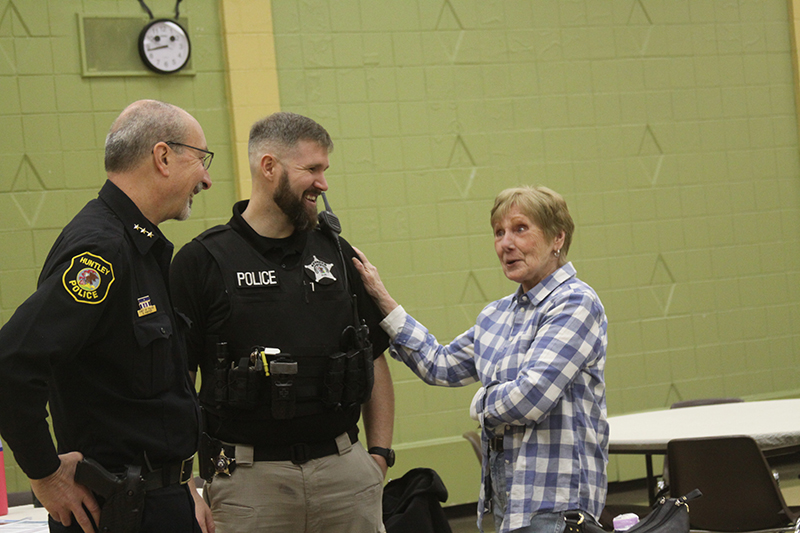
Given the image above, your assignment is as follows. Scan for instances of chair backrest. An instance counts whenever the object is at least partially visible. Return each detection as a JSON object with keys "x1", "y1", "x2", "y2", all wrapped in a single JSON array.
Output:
[
  {"x1": 667, "y1": 435, "x2": 797, "y2": 532},
  {"x1": 462, "y1": 431, "x2": 482, "y2": 465},
  {"x1": 662, "y1": 398, "x2": 744, "y2": 484}
]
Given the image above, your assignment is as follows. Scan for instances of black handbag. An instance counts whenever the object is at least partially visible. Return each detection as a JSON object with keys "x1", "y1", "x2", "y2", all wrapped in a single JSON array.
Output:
[
  {"x1": 565, "y1": 489, "x2": 702, "y2": 533},
  {"x1": 382, "y1": 467, "x2": 453, "y2": 533}
]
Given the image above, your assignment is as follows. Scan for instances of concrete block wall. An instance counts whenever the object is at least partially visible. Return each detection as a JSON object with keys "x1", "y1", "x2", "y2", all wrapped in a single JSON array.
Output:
[
  {"x1": 2, "y1": 0, "x2": 800, "y2": 507},
  {"x1": 268, "y1": 0, "x2": 800, "y2": 494}
]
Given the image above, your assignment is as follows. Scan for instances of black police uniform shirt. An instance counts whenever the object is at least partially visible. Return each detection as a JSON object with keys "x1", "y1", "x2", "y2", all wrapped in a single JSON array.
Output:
[
  {"x1": 0, "y1": 180, "x2": 199, "y2": 480},
  {"x1": 169, "y1": 200, "x2": 390, "y2": 447}
]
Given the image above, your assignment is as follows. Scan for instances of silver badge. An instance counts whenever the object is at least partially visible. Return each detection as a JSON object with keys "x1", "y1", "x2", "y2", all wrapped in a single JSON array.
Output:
[{"x1": 305, "y1": 255, "x2": 337, "y2": 283}]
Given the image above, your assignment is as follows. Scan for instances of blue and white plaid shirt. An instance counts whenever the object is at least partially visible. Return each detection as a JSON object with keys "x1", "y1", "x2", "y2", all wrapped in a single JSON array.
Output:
[{"x1": 381, "y1": 263, "x2": 608, "y2": 533}]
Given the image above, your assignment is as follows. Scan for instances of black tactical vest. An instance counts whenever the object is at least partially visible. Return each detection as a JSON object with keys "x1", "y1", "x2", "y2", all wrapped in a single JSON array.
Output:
[{"x1": 195, "y1": 226, "x2": 372, "y2": 422}]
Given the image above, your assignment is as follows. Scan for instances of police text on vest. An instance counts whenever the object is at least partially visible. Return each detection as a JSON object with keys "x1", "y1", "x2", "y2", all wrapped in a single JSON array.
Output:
[{"x1": 237, "y1": 270, "x2": 278, "y2": 287}]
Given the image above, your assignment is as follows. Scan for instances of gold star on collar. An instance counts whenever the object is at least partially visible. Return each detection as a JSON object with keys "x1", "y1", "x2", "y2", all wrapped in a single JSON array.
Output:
[{"x1": 133, "y1": 224, "x2": 154, "y2": 238}]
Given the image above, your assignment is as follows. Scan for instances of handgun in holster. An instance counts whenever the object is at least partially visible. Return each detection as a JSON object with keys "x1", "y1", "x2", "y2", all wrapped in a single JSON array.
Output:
[{"x1": 74, "y1": 457, "x2": 145, "y2": 533}]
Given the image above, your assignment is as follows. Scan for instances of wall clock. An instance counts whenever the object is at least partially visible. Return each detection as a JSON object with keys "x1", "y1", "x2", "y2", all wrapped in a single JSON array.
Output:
[{"x1": 137, "y1": 18, "x2": 191, "y2": 74}]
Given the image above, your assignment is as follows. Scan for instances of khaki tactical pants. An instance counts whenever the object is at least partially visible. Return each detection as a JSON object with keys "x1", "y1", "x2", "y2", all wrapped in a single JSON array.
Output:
[{"x1": 204, "y1": 434, "x2": 386, "y2": 533}]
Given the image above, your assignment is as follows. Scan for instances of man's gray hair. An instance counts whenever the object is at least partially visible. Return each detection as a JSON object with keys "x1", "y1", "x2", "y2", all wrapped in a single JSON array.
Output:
[
  {"x1": 248, "y1": 112, "x2": 333, "y2": 165},
  {"x1": 104, "y1": 100, "x2": 189, "y2": 173}
]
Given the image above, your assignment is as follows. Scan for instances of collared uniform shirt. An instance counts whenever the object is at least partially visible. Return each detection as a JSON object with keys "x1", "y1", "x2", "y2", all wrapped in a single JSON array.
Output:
[
  {"x1": 0, "y1": 180, "x2": 199, "y2": 479},
  {"x1": 381, "y1": 263, "x2": 608, "y2": 533}
]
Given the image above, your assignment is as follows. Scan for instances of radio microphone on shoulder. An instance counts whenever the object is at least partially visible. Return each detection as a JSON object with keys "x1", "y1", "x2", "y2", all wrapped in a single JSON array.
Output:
[{"x1": 317, "y1": 192, "x2": 342, "y2": 236}]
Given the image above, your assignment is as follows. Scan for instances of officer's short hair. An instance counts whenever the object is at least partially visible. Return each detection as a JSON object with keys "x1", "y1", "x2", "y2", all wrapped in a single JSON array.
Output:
[
  {"x1": 105, "y1": 100, "x2": 189, "y2": 173},
  {"x1": 248, "y1": 112, "x2": 333, "y2": 165}
]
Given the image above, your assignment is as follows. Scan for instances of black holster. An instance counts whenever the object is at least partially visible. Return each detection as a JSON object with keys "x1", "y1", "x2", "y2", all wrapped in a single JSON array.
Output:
[
  {"x1": 198, "y1": 432, "x2": 235, "y2": 481},
  {"x1": 270, "y1": 356, "x2": 298, "y2": 419},
  {"x1": 74, "y1": 458, "x2": 145, "y2": 533},
  {"x1": 198, "y1": 433, "x2": 218, "y2": 482}
]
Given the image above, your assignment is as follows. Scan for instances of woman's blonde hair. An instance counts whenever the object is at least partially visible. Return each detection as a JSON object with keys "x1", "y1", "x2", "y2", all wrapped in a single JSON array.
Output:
[{"x1": 490, "y1": 186, "x2": 574, "y2": 265}]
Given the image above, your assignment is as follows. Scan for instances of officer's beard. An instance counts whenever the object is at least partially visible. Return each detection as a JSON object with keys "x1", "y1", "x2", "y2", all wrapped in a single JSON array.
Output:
[{"x1": 273, "y1": 169, "x2": 318, "y2": 232}]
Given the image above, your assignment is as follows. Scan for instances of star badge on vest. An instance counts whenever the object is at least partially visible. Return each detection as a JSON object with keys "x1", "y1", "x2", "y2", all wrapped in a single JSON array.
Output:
[
  {"x1": 137, "y1": 295, "x2": 157, "y2": 317},
  {"x1": 304, "y1": 255, "x2": 337, "y2": 285},
  {"x1": 61, "y1": 252, "x2": 115, "y2": 304}
]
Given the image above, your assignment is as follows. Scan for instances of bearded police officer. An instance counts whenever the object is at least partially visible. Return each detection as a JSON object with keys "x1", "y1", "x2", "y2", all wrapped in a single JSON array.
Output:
[
  {"x1": 0, "y1": 100, "x2": 213, "y2": 533},
  {"x1": 170, "y1": 112, "x2": 395, "y2": 533}
]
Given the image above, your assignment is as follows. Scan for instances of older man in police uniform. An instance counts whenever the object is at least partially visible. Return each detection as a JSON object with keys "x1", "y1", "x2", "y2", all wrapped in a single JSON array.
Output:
[{"x1": 0, "y1": 100, "x2": 213, "y2": 533}]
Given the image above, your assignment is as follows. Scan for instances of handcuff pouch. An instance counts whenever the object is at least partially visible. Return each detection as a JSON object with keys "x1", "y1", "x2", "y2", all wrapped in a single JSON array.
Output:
[{"x1": 270, "y1": 356, "x2": 298, "y2": 419}]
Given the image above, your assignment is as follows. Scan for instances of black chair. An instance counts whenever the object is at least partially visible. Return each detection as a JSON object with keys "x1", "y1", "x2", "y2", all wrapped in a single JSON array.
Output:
[
  {"x1": 601, "y1": 399, "x2": 744, "y2": 531},
  {"x1": 662, "y1": 398, "x2": 743, "y2": 486},
  {"x1": 667, "y1": 435, "x2": 800, "y2": 532}
]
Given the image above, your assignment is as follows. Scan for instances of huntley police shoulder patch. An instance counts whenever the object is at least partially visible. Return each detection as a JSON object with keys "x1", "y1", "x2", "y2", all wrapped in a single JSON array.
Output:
[{"x1": 61, "y1": 252, "x2": 115, "y2": 304}]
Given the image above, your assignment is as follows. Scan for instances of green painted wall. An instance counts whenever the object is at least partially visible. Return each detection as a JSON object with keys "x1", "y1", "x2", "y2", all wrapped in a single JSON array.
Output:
[
  {"x1": 271, "y1": 0, "x2": 800, "y2": 503},
  {"x1": 2, "y1": 0, "x2": 800, "y2": 511}
]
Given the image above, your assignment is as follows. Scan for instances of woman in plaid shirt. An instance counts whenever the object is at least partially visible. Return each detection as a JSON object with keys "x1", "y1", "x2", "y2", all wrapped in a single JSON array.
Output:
[{"x1": 353, "y1": 186, "x2": 608, "y2": 533}]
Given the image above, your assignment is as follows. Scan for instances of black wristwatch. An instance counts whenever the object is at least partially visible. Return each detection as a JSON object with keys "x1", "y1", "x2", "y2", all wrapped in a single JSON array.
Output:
[{"x1": 368, "y1": 446, "x2": 396, "y2": 467}]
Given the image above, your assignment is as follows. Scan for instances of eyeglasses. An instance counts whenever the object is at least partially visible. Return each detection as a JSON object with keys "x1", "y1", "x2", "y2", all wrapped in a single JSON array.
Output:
[{"x1": 165, "y1": 141, "x2": 214, "y2": 170}]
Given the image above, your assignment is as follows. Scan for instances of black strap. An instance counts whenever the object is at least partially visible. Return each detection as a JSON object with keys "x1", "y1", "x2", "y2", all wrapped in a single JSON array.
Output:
[
  {"x1": 139, "y1": 455, "x2": 194, "y2": 492},
  {"x1": 223, "y1": 426, "x2": 358, "y2": 465},
  {"x1": 317, "y1": 196, "x2": 367, "y2": 337},
  {"x1": 488, "y1": 436, "x2": 504, "y2": 452},
  {"x1": 564, "y1": 511, "x2": 604, "y2": 533}
]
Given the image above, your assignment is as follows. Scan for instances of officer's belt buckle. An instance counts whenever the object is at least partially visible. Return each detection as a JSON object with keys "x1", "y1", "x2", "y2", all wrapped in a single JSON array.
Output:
[
  {"x1": 179, "y1": 454, "x2": 195, "y2": 484},
  {"x1": 214, "y1": 448, "x2": 236, "y2": 476},
  {"x1": 291, "y1": 443, "x2": 311, "y2": 465}
]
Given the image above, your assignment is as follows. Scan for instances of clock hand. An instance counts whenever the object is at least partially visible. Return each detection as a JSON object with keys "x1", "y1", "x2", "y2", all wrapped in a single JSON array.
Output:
[{"x1": 147, "y1": 44, "x2": 170, "y2": 51}]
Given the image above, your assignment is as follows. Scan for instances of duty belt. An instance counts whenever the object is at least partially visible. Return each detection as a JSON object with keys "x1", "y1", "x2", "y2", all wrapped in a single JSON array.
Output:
[
  {"x1": 140, "y1": 455, "x2": 195, "y2": 491},
  {"x1": 74, "y1": 454, "x2": 195, "y2": 533},
  {"x1": 75, "y1": 454, "x2": 195, "y2": 496},
  {"x1": 218, "y1": 426, "x2": 358, "y2": 470}
]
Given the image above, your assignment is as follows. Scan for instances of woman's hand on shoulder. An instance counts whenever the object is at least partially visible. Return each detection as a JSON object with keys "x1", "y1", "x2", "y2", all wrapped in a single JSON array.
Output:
[{"x1": 351, "y1": 246, "x2": 399, "y2": 316}]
